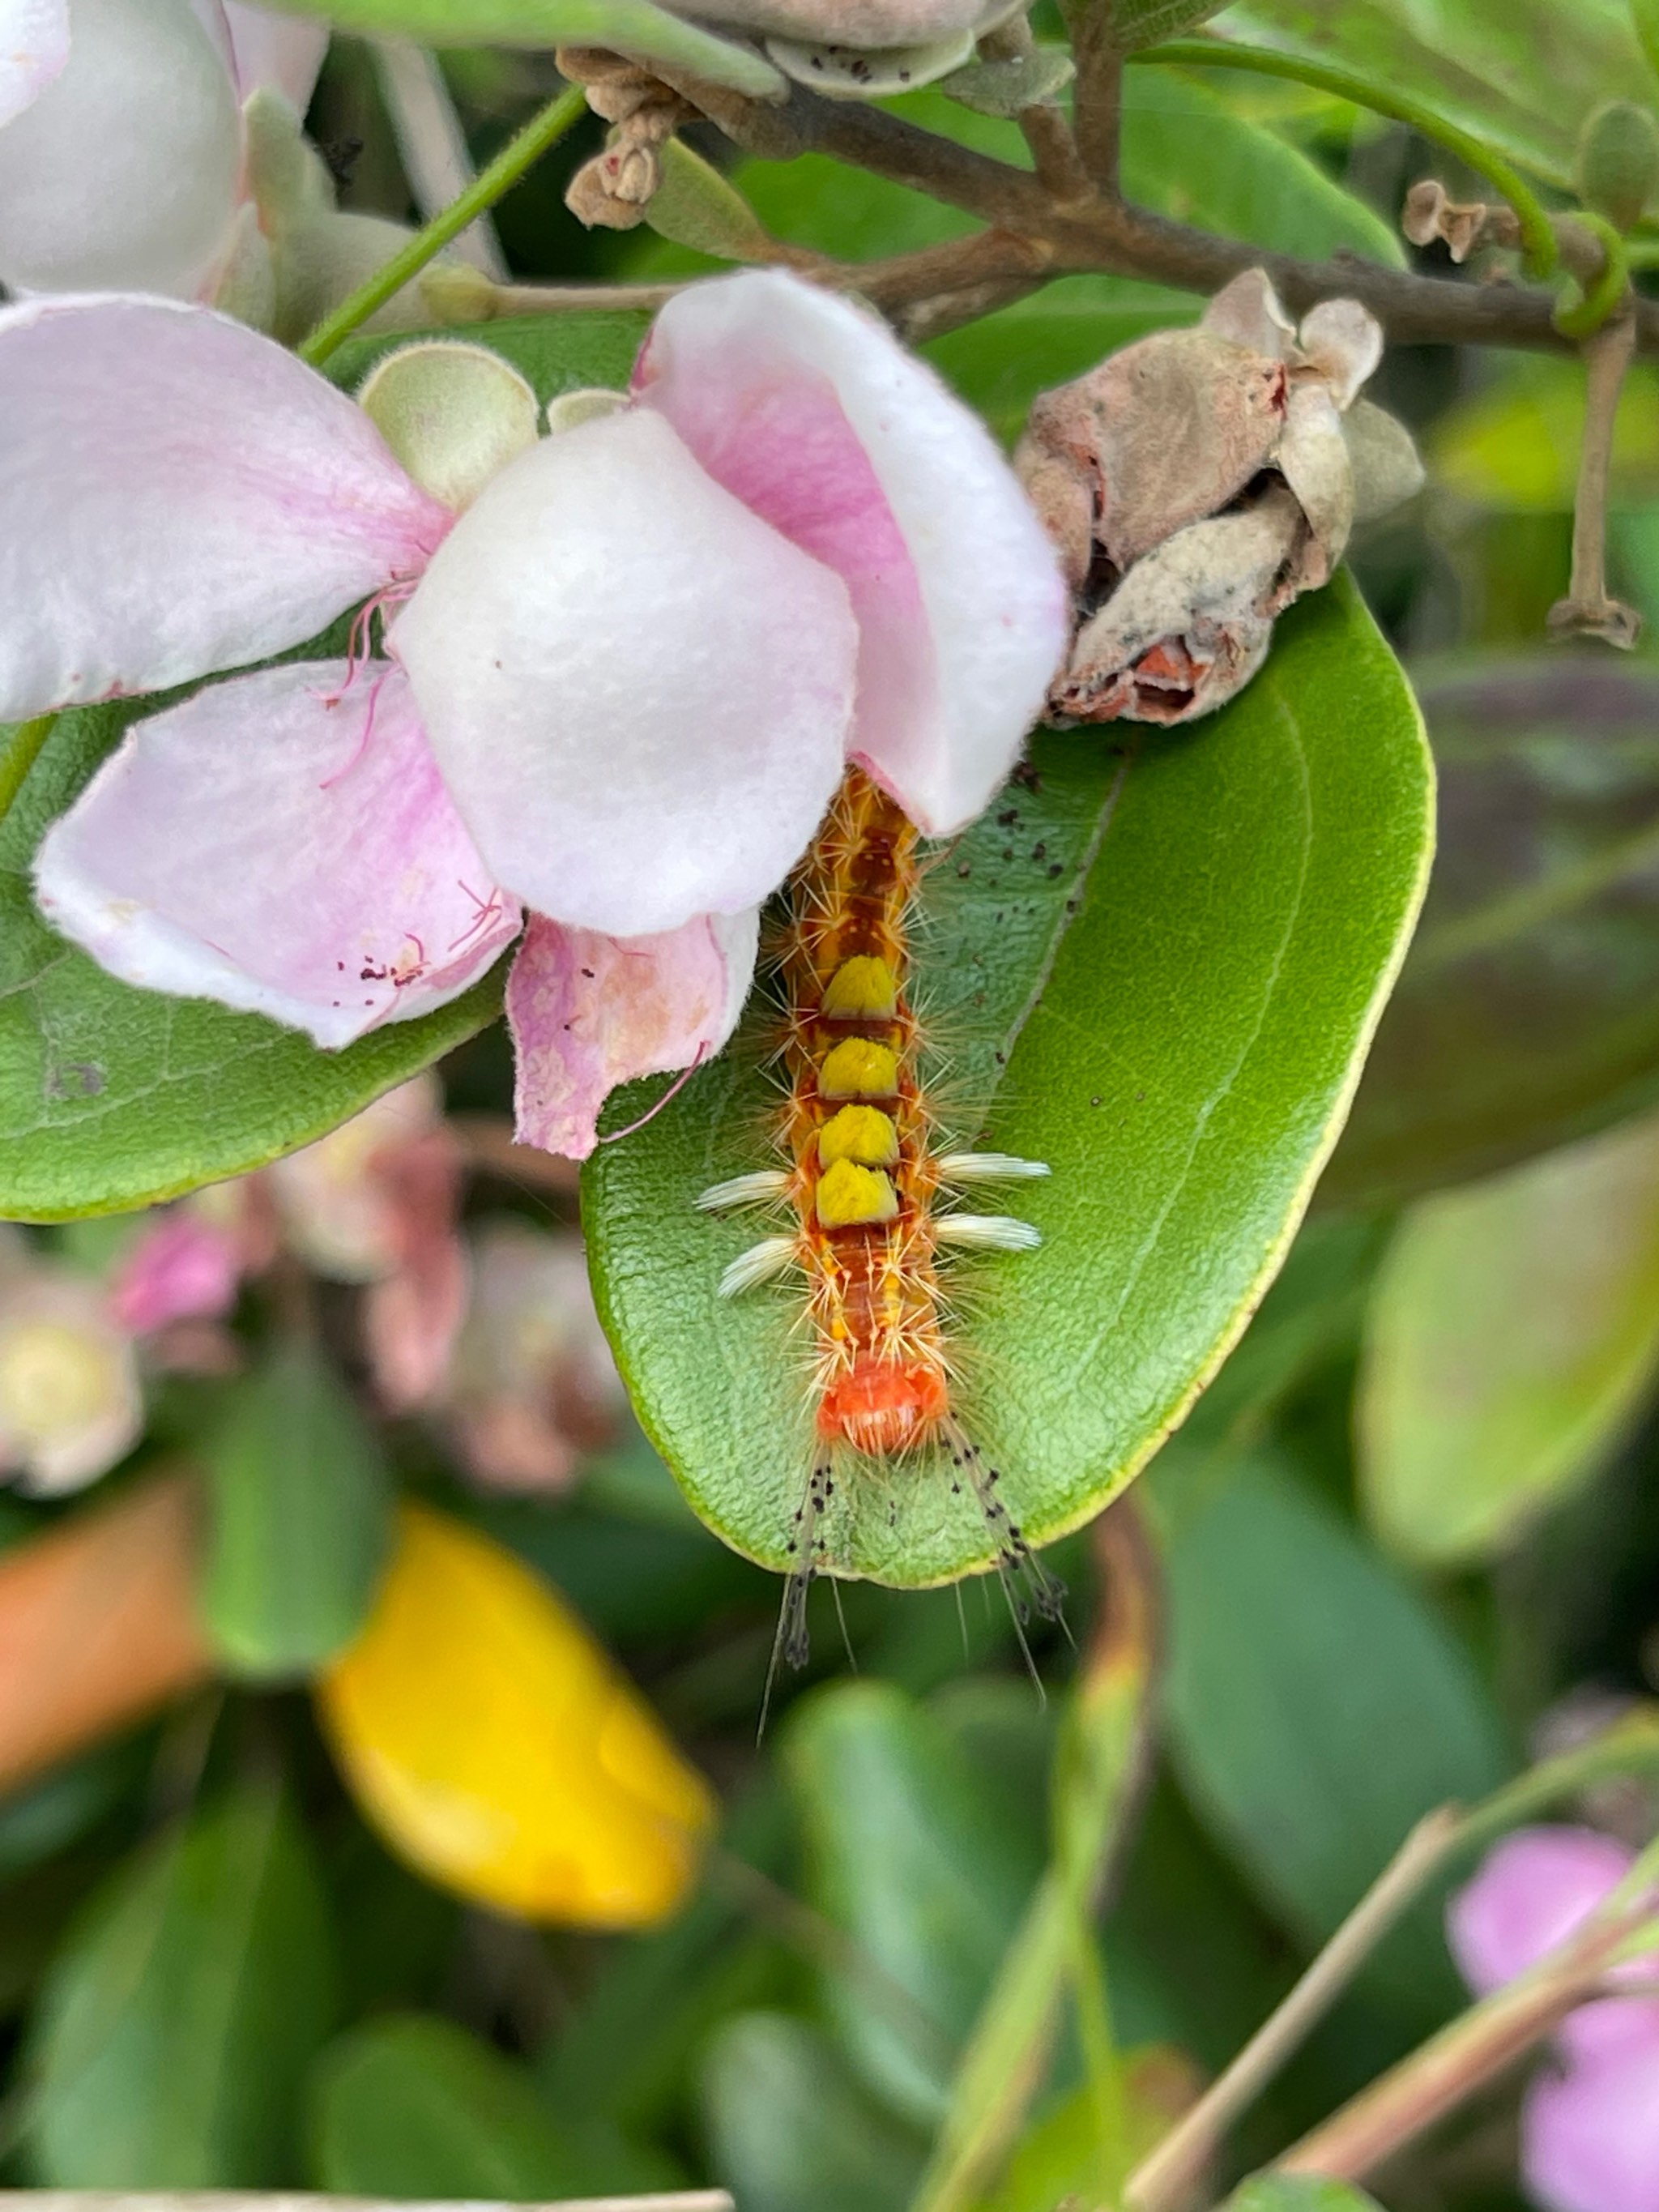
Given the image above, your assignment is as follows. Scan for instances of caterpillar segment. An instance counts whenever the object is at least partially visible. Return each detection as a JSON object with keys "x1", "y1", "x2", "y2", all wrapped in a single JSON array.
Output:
[{"x1": 697, "y1": 767, "x2": 1065, "y2": 1673}]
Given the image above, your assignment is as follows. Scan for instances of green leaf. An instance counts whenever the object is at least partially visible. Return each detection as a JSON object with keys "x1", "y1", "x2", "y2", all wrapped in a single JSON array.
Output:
[
  {"x1": 1160, "y1": 1453, "x2": 1509, "y2": 2013},
  {"x1": 1638, "y1": 0, "x2": 1659, "y2": 81},
  {"x1": 646, "y1": 138, "x2": 783, "y2": 260},
  {"x1": 701, "y1": 2011, "x2": 929, "y2": 2212},
  {"x1": 199, "y1": 1342, "x2": 394, "y2": 1680},
  {"x1": 25, "y1": 1783, "x2": 336, "y2": 2185},
  {"x1": 1323, "y1": 658, "x2": 1659, "y2": 1211},
  {"x1": 1223, "y1": 2180, "x2": 1384, "y2": 2212},
  {"x1": 1222, "y1": 0, "x2": 1659, "y2": 186},
  {"x1": 1359, "y1": 1109, "x2": 1659, "y2": 1565},
  {"x1": 0, "y1": 311, "x2": 648, "y2": 1223},
  {"x1": 783, "y1": 1680, "x2": 1045, "y2": 2124},
  {"x1": 979, "y1": 2048, "x2": 1203, "y2": 2212},
  {"x1": 260, "y1": 0, "x2": 784, "y2": 94},
  {"x1": 585, "y1": 579, "x2": 1431, "y2": 1586},
  {"x1": 309, "y1": 2012, "x2": 668, "y2": 2197},
  {"x1": 1108, "y1": 0, "x2": 1231, "y2": 47}
]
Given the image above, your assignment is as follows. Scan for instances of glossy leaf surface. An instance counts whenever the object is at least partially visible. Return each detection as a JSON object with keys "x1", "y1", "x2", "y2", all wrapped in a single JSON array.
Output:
[
  {"x1": 199, "y1": 1341, "x2": 393, "y2": 1680},
  {"x1": 1360, "y1": 1111, "x2": 1659, "y2": 1565},
  {"x1": 586, "y1": 581, "x2": 1431, "y2": 1585},
  {"x1": 1324, "y1": 660, "x2": 1659, "y2": 1210},
  {"x1": 25, "y1": 1784, "x2": 335, "y2": 2184},
  {"x1": 0, "y1": 311, "x2": 647, "y2": 1223}
]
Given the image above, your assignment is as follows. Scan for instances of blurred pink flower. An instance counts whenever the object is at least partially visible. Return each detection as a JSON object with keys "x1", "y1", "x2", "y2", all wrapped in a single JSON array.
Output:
[
  {"x1": 0, "y1": 0, "x2": 326, "y2": 300},
  {"x1": 109, "y1": 1210, "x2": 242, "y2": 1335},
  {"x1": 0, "y1": 1231, "x2": 142, "y2": 1495},
  {"x1": 9, "y1": 270, "x2": 1064, "y2": 1156},
  {"x1": 441, "y1": 1222, "x2": 627, "y2": 1493},
  {"x1": 266, "y1": 1074, "x2": 468, "y2": 1411},
  {"x1": 1449, "y1": 1826, "x2": 1659, "y2": 2212}
]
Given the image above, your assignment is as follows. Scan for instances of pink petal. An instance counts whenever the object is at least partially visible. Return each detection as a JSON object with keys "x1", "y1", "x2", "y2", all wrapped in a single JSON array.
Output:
[
  {"x1": 0, "y1": 294, "x2": 450, "y2": 720},
  {"x1": 634, "y1": 269, "x2": 1068, "y2": 836},
  {"x1": 1448, "y1": 1828, "x2": 1637, "y2": 1996},
  {"x1": 33, "y1": 660, "x2": 522, "y2": 1048},
  {"x1": 1524, "y1": 2022, "x2": 1659, "y2": 2212},
  {"x1": 0, "y1": 0, "x2": 69, "y2": 128},
  {"x1": 0, "y1": 0, "x2": 240, "y2": 297},
  {"x1": 110, "y1": 1211, "x2": 243, "y2": 1334},
  {"x1": 393, "y1": 406, "x2": 857, "y2": 937},
  {"x1": 1201, "y1": 267, "x2": 1295, "y2": 358},
  {"x1": 219, "y1": 0, "x2": 327, "y2": 106},
  {"x1": 507, "y1": 907, "x2": 759, "y2": 1159}
]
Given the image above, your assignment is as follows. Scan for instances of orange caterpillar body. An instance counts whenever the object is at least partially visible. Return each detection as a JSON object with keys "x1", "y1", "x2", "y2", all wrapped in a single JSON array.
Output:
[{"x1": 700, "y1": 767, "x2": 1061, "y2": 1669}]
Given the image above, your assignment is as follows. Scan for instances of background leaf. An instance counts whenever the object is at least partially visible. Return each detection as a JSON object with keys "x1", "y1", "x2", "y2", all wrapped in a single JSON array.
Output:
[
  {"x1": 783, "y1": 1680, "x2": 1044, "y2": 2124},
  {"x1": 262, "y1": 0, "x2": 784, "y2": 92},
  {"x1": 1159, "y1": 1454, "x2": 1510, "y2": 2016},
  {"x1": 25, "y1": 1783, "x2": 335, "y2": 2184},
  {"x1": 1223, "y1": 2180, "x2": 1385, "y2": 2212},
  {"x1": 1217, "y1": 0, "x2": 1659, "y2": 185},
  {"x1": 701, "y1": 2011, "x2": 929, "y2": 2212},
  {"x1": 1323, "y1": 660, "x2": 1659, "y2": 1211},
  {"x1": 1359, "y1": 1110, "x2": 1659, "y2": 1565},
  {"x1": 308, "y1": 2011, "x2": 671, "y2": 2197},
  {"x1": 586, "y1": 580, "x2": 1431, "y2": 1586},
  {"x1": 199, "y1": 1342, "x2": 394, "y2": 1680}
]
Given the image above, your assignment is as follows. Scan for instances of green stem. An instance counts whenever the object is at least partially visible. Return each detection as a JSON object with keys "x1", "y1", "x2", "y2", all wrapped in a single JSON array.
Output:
[
  {"x1": 298, "y1": 83, "x2": 588, "y2": 368},
  {"x1": 1553, "y1": 211, "x2": 1631, "y2": 338},
  {"x1": 0, "y1": 716, "x2": 56, "y2": 825},
  {"x1": 1132, "y1": 38, "x2": 1560, "y2": 279}
]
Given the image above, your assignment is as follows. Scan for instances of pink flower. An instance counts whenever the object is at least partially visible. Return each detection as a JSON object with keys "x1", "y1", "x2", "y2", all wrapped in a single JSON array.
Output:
[
  {"x1": 441, "y1": 1221, "x2": 628, "y2": 1494},
  {"x1": 1449, "y1": 1826, "x2": 1659, "y2": 2212},
  {"x1": 0, "y1": 0, "x2": 326, "y2": 301},
  {"x1": 9, "y1": 270, "x2": 1066, "y2": 1156},
  {"x1": 267, "y1": 1074, "x2": 467, "y2": 1411},
  {"x1": 109, "y1": 1209, "x2": 242, "y2": 1334}
]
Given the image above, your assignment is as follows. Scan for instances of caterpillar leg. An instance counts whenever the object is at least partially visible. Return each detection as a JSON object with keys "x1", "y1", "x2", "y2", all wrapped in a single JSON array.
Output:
[
  {"x1": 759, "y1": 1454, "x2": 834, "y2": 1735},
  {"x1": 940, "y1": 1416, "x2": 1068, "y2": 1642}
]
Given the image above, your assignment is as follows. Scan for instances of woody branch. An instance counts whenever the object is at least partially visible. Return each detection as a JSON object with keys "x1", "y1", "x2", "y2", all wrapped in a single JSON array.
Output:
[{"x1": 638, "y1": 62, "x2": 1655, "y2": 356}]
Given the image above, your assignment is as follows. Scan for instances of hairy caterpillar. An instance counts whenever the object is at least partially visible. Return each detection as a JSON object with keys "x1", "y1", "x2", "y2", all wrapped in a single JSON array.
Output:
[{"x1": 697, "y1": 767, "x2": 1065, "y2": 1680}]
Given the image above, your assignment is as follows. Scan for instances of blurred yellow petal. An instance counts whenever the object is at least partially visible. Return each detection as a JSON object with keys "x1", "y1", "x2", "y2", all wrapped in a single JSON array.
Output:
[{"x1": 316, "y1": 1503, "x2": 714, "y2": 1928}]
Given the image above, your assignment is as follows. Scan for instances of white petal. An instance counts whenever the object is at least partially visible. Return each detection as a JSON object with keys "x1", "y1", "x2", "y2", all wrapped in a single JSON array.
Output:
[
  {"x1": 394, "y1": 408, "x2": 859, "y2": 937},
  {"x1": 0, "y1": 0, "x2": 69, "y2": 127},
  {"x1": 0, "y1": 0, "x2": 241, "y2": 297},
  {"x1": 1297, "y1": 298, "x2": 1384, "y2": 410},
  {"x1": 33, "y1": 661, "x2": 522, "y2": 1048},
  {"x1": 220, "y1": 0, "x2": 327, "y2": 107},
  {"x1": 636, "y1": 269, "x2": 1068, "y2": 835},
  {"x1": 0, "y1": 293, "x2": 450, "y2": 720}
]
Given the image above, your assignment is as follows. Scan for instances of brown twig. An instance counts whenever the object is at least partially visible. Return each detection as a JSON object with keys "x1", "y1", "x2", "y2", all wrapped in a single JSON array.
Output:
[
  {"x1": 1549, "y1": 305, "x2": 1642, "y2": 647},
  {"x1": 642, "y1": 66, "x2": 1659, "y2": 361},
  {"x1": 1272, "y1": 1898, "x2": 1659, "y2": 2184}
]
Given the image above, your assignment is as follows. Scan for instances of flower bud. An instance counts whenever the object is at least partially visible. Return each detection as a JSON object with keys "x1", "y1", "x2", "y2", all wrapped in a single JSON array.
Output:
[
  {"x1": 1576, "y1": 100, "x2": 1659, "y2": 234},
  {"x1": 1022, "y1": 269, "x2": 1421, "y2": 727}
]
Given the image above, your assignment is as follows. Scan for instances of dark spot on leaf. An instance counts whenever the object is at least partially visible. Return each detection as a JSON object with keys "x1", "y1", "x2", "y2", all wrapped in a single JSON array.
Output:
[{"x1": 47, "y1": 1061, "x2": 104, "y2": 1101}]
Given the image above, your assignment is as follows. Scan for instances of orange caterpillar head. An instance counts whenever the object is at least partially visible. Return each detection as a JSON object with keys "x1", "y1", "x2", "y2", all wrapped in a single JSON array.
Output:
[{"x1": 817, "y1": 1356, "x2": 949, "y2": 1456}]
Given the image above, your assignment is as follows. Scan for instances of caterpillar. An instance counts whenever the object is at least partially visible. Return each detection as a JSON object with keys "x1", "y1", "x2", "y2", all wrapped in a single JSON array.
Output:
[{"x1": 696, "y1": 766, "x2": 1065, "y2": 1681}]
